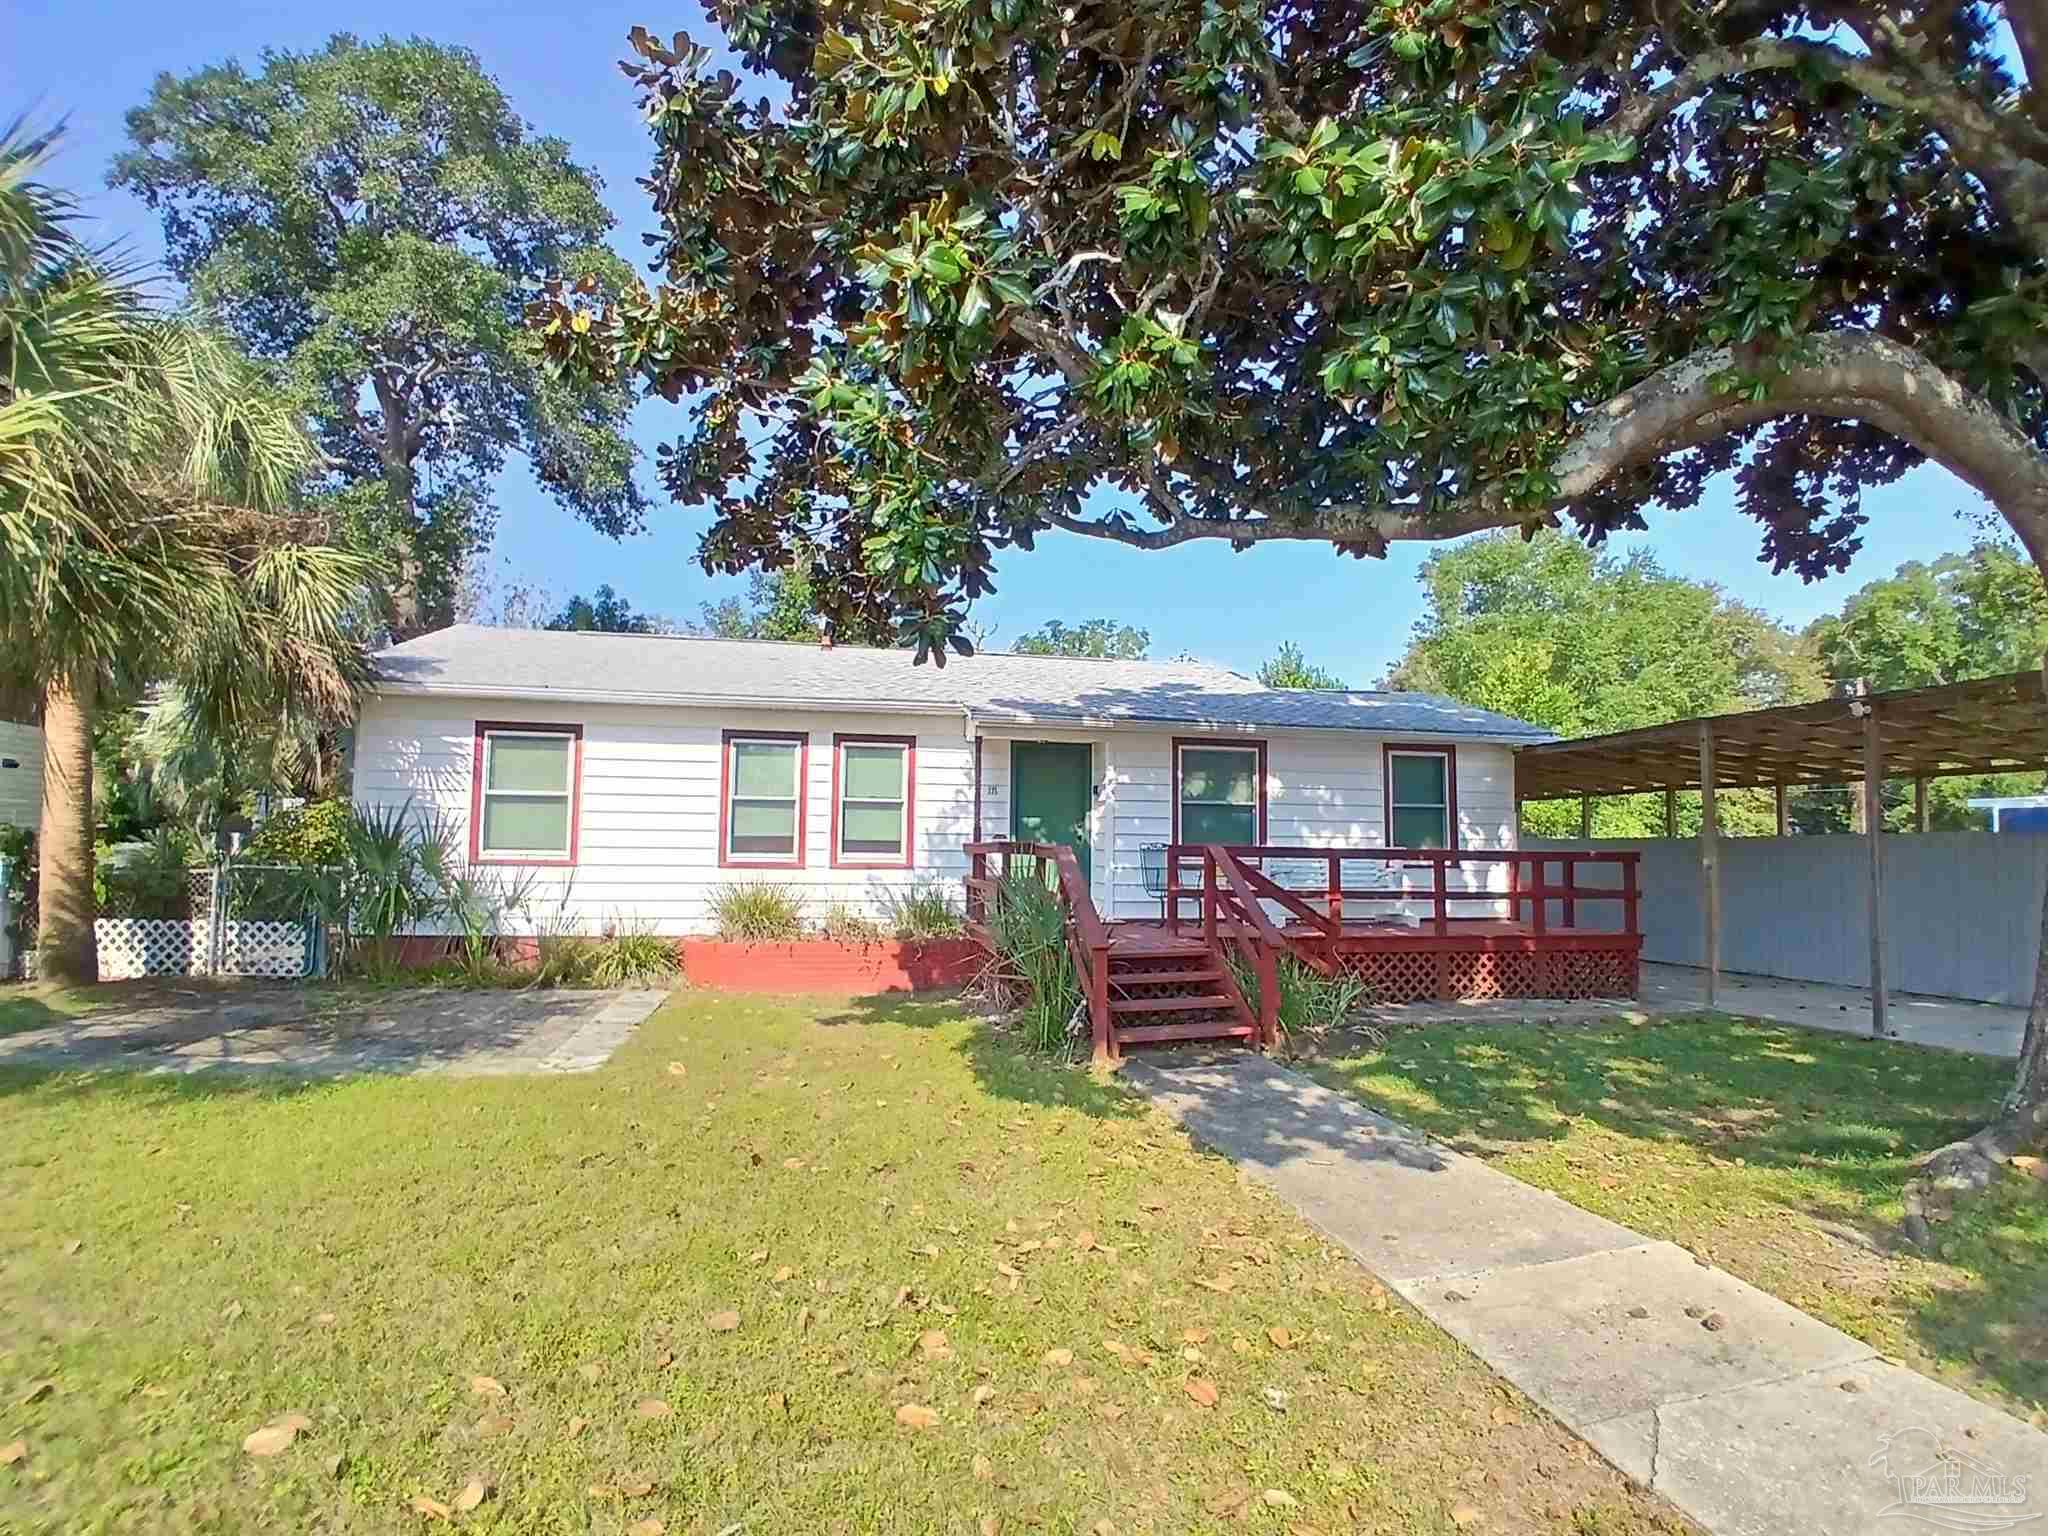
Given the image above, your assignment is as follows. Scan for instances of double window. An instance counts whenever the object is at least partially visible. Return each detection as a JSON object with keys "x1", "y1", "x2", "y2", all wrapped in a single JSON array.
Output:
[
  {"x1": 722, "y1": 732, "x2": 807, "y2": 865},
  {"x1": 1386, "y1": 748, "x2": 1455, "y2": 849},
  {"x1": 833, "y1": 735, "x2": 914, "y2": 867},
  {"x1": 472, "y1": 724, "x2": 580, "y2": 863},
  {"x1": 1175, "y1": 740, "x2": 1264, "y2": 846}
]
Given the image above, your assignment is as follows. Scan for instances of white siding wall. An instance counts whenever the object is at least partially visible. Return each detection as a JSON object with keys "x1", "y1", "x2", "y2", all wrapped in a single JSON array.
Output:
[
  {"x1": 1098, "y1": 728, "x2": 1520, "y2": 922},
  {"x1": 353, "y1": 694, "x2": 975, "y2": 935},
  {"x1": 353, "y1": 697, "x2": 1526, "y2": 933},
  {"x1": 0, "y1": 722, "x2": 41, "y2": 832}
]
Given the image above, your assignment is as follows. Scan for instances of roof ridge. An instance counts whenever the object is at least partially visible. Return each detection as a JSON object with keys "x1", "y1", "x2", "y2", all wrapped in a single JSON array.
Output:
[{"x1": 422, "y1": 624, "x2": 1240, "y2": 671}]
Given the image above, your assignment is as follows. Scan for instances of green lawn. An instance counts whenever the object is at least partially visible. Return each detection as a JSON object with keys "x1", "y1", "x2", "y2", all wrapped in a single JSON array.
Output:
[
  {"x1": 0, "y1": 983, "x2": 120, "y2": 1037},
  {"x1": 1309, "y1": 1013, "x2": 2048, "y2": 1422},
  {"x1": 0, "y1": 991, "x2": 1688, "y2": 1536}
]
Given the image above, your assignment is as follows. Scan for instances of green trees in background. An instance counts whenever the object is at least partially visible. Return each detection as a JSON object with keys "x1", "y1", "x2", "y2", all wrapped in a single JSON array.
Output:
[
  {"x1": 1013, "y1": 619, "x2": 1150, "y2": 659},
  {"x1": 1257, "y1": 642, "x2": 1346, "y2": 690},
  {"x1": 1, "y1": 126, "x2": 373, "y2": 983},
  {"x1": 1385, "y1": 533, "x2": 1825, "y2": 836},
  {"x1": 543, "y1": 584, "x2": 670, "y2": 635},
  {"x1": 1807, "y1": 542, "x2": 2048, "y2": 830},
  {"x1": 112, "y1": 35, "x2": 646, "y2": 636}
]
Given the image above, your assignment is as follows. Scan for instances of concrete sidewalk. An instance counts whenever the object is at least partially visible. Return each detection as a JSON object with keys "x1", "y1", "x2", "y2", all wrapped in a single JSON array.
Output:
[
  {"x1": 1641, "y1": 963, "x2": 2028, "y2": 1058},
  {"x1": 1125, "y1": 1054, "x2": 2048, "y2": 1536}
]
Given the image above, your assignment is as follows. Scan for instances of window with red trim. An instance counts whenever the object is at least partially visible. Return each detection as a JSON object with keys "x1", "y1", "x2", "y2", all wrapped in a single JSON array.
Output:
[
  {"x1": 722, "y1": 733, "x2": 806, "y2": 865},
  {"x1": 472, "y1": 724, "x2": 580, "y2": 864},
  {"x1": 833, "y1": 735, "x2": 914, "y2": 867}
]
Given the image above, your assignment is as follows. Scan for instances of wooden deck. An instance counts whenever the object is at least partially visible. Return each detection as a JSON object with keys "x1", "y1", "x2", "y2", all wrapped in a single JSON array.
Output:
[
  {"x1": 1108, "y1": 917, "x2": 1640, "y2": 1004},
  {"x1": 965, "y1": 840, "x2": 1645, "y2": 1057}
]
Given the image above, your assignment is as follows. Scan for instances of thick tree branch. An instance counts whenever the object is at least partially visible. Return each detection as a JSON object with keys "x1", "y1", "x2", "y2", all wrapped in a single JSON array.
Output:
[{"x1": 1040, "y1": 333, "x2": 2048, "y2": 573}]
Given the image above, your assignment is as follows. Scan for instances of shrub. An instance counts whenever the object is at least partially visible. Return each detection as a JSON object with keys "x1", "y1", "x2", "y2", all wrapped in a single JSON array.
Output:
[
  {"x1": 590, "y1": 918, "x2": 681, "y2": 987},
  {"x1": 1228, "y1": 951, "x2": 1370, "y2": 1042},
  {"x1": 815, "y1": 902, "x2": 886, "y2": 945},
  {"x1": 984, "y1": 867, "x2": 1080, "y2": 1053},
  {"x1": 707, "y1": 882, "x2": 807, "y2": 942},
  {"x1": 99, "y1": 827, "x2": 200, "y2": 919},
  {"x1": 245, "y1": 798, "x2": 351, "y2": 866},
  {"x1": 884, "y1": 881, "x2": 964, "y2": 942}
]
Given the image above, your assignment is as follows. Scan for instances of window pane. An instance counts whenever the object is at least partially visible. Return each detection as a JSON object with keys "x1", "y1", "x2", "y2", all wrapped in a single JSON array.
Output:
[
  {"x1": 487, "y1": 734, "x2": 570, "y2": 793},
  {"x1": 841, "y1": 744, "x2": 904, "y2": 801},
  {"x1": 733, "y1": 741, "x2": 798, "y2": 797},
  {"x1": 841, "y1": 800, "x2": 904, "y2": 855},
  {"x1": 481, "y1": 794, "x2": 570, "y2": 853},
  {"x1": 1392, "y1": 804, "x2": 1449, "y2": 848},
  {"x1": 1183, "y1": 802, "x2": 1256, "y2": 845},
  {"x1": 1391, "y1": 753, "x2": 1447, "y2": 805},
  {"x1": 730, "y1": 798, "x2": 796, "y2": 856},
  {"x1": 1181, "y1": 749, "x2": 1256, "y2": 805}
]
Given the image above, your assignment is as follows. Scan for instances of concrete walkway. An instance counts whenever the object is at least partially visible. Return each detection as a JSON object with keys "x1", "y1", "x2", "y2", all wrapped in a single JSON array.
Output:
[
  {"x1": 1125, "y1": 1054, "x2": 2048, "y2": 1536},
  {"x1": 0, "y1": 985, "x2": 669, "y2": 1077}
]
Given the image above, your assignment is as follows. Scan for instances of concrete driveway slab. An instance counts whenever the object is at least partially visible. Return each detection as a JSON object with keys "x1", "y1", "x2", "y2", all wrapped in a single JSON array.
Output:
[{"x1": 0, "y1": 984, "x2": 668, "y2": 1076}]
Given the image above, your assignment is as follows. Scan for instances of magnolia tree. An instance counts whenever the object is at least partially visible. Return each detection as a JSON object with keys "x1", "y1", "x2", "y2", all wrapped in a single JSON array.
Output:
[{"x1": 532, "y1": 1, "x2": 2048, "y2": 1199}]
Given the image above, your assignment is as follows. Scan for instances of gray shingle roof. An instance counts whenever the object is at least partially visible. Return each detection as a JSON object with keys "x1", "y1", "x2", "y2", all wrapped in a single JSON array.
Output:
[{"x1": 371, "y1": 625, "x2": 1552, "y2": 741}]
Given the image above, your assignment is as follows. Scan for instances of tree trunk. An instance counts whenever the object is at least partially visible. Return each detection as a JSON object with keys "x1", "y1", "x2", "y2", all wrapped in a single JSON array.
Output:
[
  {"x1": 36, "y1": 667, "x2": 98, "y2": 986},
  {"x1": 1902, "y1": 656, "x2": 2048, "y2": 1245}
]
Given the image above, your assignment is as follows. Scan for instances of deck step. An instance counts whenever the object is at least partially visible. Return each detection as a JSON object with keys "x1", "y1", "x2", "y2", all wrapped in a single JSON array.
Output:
[
  {"x1": 1113, "y1": 1021, "x2": 1259, "y2": 1045},
  {"x1": 1107, "y1": 993, "x2": 1238, "y2": 1014},
  {"x1": 1108, "y1": 967, "x2": 1222, "y2": 988}
]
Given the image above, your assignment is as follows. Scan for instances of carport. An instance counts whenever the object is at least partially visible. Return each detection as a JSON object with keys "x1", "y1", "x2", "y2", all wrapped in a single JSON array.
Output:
[{"x1": 1512, "y1": 670, "x2": 2048, "y2": 1035}]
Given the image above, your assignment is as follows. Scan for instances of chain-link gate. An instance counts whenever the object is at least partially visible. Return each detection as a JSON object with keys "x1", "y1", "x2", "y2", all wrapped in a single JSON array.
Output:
[{"x1": 94, "y1": 862, "x2": 321, "y2": 980}]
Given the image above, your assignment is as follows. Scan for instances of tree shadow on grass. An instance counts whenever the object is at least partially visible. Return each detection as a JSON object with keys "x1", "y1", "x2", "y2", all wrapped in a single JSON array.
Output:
[
  {"x1": 0, "y1": 1060, "x2": 335, "y2": 1116},
  {"x1": 1313, "y1": 1012, "x2": 2048, "y2": 1411},
  {"x1": 809, "y1": 989, "x2": 1144, "y2": 1121}
]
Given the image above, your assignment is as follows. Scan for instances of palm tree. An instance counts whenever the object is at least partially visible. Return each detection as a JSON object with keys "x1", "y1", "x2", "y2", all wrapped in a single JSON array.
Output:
[{"x1": 0, "y1": 122, "x2": 374, "y2": 984}]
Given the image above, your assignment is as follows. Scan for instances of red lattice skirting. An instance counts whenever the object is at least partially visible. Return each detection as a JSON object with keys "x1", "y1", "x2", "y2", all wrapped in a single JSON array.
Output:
[{"x1": 1335, "y1": 943, "x2": 1639, "y2": 1003}]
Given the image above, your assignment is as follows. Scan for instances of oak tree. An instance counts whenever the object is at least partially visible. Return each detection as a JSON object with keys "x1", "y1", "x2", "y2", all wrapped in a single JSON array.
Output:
[
  {"x1": 116, "y1": 34, "x2": 648, "y2": 634},
  {"x1": 534, "y1": 3, "x2": 2048, "y2": 1191}
]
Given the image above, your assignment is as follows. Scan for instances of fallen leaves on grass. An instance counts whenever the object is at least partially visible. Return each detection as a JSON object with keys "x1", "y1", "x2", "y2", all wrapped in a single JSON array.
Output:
[
  {"x1": 452, "y1": 1479, "x2": 490, "y2": 1513},
  {"x1": 241, "y1": 1414, "x2": 312, "y2": 1457},
  {"x1": 21, "y1": 1380, "x2": 53, "y2": 1405},
  {"x1": 468, "y1": 1376, "x2": 506, "y2": 1398},
  {"x1": 1042, "y1": 1348, "x2": 1073, "y2": 1367},
  {"x1": 1183, "y1": 1378, "x2": 1219, "y2": 1408},
  {"x1": 918, "y1": 1329, "x2": 952, "y2": 1360},
  {"x1": 1267, "y1": 1326, "x2": 1296, "y2": 1350},
  {"x1": 0, "y1": 1440, "x2": 25, "y2": 1465},
  {"x1": 411, "y1": 1494, "x2": 452, "y2": 1520},
  {"x1": 636, "y1": 1399, "x2": 672, "y2": 1419},
  {"x1": 707, "y1": 1309, "x2": 741, "y2": 1332},
  {"x1": 894, "y1": 1403, "x2": 940, "y2": 1430},
  {"x1": 628, "y1": 1520, "x2": 665, "y2": 1536}
]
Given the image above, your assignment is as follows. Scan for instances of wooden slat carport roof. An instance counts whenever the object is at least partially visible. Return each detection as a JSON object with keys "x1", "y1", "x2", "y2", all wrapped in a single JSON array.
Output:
[{"x1": 1513, "y1": 670, "x2": 2048, "y2": 800}]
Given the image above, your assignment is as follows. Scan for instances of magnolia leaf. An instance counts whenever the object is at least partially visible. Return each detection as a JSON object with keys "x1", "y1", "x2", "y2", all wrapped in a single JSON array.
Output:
[
  {"x1": 452, "y1": 1479, "x2": 490, "y2": 1513},
  {"x1": 894, "y1": 1402, "x2": 940, "y2": 1430},
  {"x1": 241, "y1": 1414, "x2": 312, "y2": 1457},
  {"x1": 1183, "y1": 1378, "x2": 1220, "y2": 1408}
]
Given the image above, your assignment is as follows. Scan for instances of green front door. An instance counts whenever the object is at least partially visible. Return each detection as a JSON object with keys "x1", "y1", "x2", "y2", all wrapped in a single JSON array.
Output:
[{"x1": 1010, "y1": 742, "x2": 1093, "y2": 881}]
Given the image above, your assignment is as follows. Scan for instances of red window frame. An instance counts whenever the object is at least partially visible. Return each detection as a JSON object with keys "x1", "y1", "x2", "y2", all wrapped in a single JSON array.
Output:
[
  {"x1": 718, "y1": 729, "x2": 810, "y2": 869},
  {"x1": 830, "y1": 733, "x2": 918, "y2": 870},
  {"x1": 1170, "y1": 736, "x2": 1268, "y2": 846},
  {"x1": 1383, "y1": 743, "x2": 1459, "y2": 853},
  {"x1": 469, "y1": 721, "x2": 583, "y2": 867}
]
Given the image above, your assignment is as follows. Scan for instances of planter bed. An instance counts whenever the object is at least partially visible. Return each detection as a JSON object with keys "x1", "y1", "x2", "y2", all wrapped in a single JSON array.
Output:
[{"x1": 679, "y1": 936, "x2": 982, "y2": 994}]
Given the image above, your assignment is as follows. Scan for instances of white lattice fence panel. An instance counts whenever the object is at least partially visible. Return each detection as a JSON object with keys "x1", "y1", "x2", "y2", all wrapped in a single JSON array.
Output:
[
  {"x1": 218, "y1": 922, "x2": 311, "y2": 978},
  {"x1": 95, "y1": 919, "x2": 207, "y2": 979}
]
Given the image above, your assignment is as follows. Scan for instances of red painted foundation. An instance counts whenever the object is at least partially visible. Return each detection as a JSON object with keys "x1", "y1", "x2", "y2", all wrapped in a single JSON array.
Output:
[{"x1": 678, "y1": 937, "x2": 983, "y2": 994}]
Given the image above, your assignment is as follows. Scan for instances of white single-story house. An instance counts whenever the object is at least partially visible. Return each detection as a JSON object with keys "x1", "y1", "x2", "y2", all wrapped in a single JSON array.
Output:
[{"x1": 357, "y1": 625, "x2": 1554, "y2": 933}]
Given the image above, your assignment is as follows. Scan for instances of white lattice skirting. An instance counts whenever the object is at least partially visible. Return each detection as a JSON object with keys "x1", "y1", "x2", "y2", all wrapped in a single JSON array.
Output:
[{"x1": 95, "y1": 918, "x2": 310, "y2": 980}]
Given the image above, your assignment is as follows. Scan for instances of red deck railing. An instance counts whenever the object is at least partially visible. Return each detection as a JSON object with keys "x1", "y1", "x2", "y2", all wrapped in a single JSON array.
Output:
[{"x1": 1162, "y1": 845, "x2": 1641, "y2": 941}]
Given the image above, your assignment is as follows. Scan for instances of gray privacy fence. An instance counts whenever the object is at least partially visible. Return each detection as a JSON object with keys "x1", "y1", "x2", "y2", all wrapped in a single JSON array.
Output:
[{"x1": 1526, "y1": 833, "x2": 2047, "y2": 1005}]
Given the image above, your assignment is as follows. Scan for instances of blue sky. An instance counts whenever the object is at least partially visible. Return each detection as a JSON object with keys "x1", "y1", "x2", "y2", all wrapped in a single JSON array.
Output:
[{"x1": 4, "y1": 0, "x2": 2000, "y2": 681}]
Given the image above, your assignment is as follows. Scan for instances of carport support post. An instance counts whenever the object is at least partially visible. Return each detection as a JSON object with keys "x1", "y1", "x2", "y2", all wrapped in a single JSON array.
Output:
[
  {"x1": 1914, "y1": 777, "x2": 1929, "y2": 833},
  {"x1": 1579, "y1": 795, "x2": 1592, "y2": 838},
  {"x1": 1663, "y1": 788, "x2": 1678, "y2": 838},
  {"x1": 1699, "y1": 723, "x2": 1720, "y2": 1009},
  {"x1": 1864, "y1": 707, "x2": 1891, "y2": 1038},
  {"x1": 1774, "y1": 783, "x2": 1788, "y2": 838}
]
